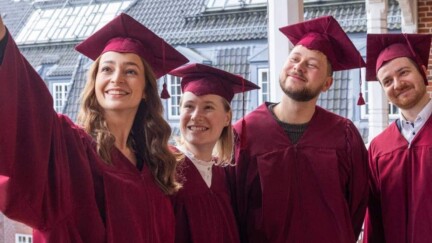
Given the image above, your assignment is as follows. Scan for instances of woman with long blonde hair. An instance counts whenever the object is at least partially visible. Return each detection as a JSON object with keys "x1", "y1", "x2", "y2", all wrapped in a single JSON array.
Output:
[{"x1": 0, "y1": 13, "x2": 187, "y2": 242}]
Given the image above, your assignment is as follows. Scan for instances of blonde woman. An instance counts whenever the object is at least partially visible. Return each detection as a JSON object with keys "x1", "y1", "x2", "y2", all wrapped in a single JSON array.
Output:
[{"x1": 170, "y1": 63, "x2": 259, "y2": 243}]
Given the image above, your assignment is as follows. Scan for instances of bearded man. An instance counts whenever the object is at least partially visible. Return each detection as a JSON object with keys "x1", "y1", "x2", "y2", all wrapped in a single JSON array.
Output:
[{"x1": 228, "y1": 16, "x2": 369, "y2": 243}]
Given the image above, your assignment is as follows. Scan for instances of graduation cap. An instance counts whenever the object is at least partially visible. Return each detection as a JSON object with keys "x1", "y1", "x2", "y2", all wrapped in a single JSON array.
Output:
[
  {"x1": 366, "y1": 33, "x2": 431, "y2": 84},
  {"x1": 74, "y1": 13, "x2": 189, "y2": 97},
  {"x1": 279, "y1": 15, "x2": 366, "y2": 72},
  {"x1": 279, "y1": 16, "x2": 366, "y2": 105},
  {"x1": 169, "y1": 63, "x2": 260, "y2": 103}
]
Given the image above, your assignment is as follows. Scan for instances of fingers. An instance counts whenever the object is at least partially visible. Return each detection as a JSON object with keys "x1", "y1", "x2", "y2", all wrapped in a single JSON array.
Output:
[{"x1": 0, "y1": 14, "x2": 6, "y2": 41}]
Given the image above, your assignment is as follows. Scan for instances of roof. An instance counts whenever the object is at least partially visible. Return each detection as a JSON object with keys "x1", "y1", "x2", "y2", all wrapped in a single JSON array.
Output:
[
  {"x1": 214, "y1": 47, "x2": 254, "y2": 121},
  {"x1": 61, "y1": 55, "x2": 87, "y2": 120},
  {"x1": 316, "y1": 70, "x2": 350, "y2": 117},
  {"x1": 19, "y1": 43, "x2": 77, "y2": 77},
  {"x1": 2, "y1": 0, "x2": 402, "y2": 124}
]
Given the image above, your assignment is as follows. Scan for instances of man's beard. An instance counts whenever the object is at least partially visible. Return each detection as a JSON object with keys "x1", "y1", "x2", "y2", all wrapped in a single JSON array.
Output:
[{"x1": 281, "y1": 83, "x2": 322, "y2": 102}]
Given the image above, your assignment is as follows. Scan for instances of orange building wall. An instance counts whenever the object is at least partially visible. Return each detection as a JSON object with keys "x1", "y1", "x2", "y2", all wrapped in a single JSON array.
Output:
[{"x1": 418, "y1": 0, "x2": 432, "y2": 92}]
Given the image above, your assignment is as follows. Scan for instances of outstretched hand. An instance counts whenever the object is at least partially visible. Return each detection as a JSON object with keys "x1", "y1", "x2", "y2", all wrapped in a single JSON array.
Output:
[{"x1": 0, "y1": 14, "x2": 5, "y2": 41}]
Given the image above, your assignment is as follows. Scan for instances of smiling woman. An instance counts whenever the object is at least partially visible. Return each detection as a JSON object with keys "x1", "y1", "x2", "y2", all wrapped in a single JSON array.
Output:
[
  {"x1": 0, "y1": 13, "x2": 188, "y2": 243},
  {"x1": 169, "y1": 63, "x2": 259, "y2": 243}
]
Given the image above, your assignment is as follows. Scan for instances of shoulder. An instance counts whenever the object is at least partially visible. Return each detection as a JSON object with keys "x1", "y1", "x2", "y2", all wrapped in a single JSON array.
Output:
[{"x1": 234, "y1": 103, "x2": 273, "y2": 132}]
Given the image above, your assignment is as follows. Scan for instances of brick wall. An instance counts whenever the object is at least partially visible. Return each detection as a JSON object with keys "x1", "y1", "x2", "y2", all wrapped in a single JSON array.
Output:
[{"x1": 418, "y1": 0, "x2": 432, "y2": 92}]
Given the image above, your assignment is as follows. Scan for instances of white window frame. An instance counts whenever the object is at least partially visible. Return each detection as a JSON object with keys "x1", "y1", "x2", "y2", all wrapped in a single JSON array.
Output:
[
  {"x1": 166, "y1": 75, "x2": 182, "y2": 120},
  {"x1": 52, "y1": 81, "x2": 70, "y2": 113},
  {"x1": 16, "y1": 1, "x2": 132, "y2": 44},
  {"x1": 206, "y1": 0, "x2": 266, "y2": 9},
  {"x1": 15, "y1": 234, "x2": 32, "y2": 243},
  {"x1": 257, "y1": 68, "x2": 269, "y2": 104}
]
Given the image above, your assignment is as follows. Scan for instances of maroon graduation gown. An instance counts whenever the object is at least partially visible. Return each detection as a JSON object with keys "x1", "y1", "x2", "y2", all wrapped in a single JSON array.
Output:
[
  {"x1": 229, "y1": 103, "x2": 369, "y2": 243},
  {"x1": 172, "y1": 157, "x2": 240, "y2": 243},
  {"x1": 364, "y1": 116, "x2": 432, "y2": 243},
  {"x1": 0, "y1": 30, "x2": 174, "y2": 242}
]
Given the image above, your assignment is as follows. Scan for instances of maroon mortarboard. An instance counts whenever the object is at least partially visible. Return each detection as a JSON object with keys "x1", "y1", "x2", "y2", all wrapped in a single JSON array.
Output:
[
  {"x1": 75, "y1": 13, "x2": 189, "y2": 84},
  {"x1": 279, "y1": 15, "x2": 366, "y2": 71},
  {"x1": 366, "y1": 33, "x2": 431, "y2": 84},
  {"x1": 169, "y1": 63, "x2": 260, "y2": 103}
]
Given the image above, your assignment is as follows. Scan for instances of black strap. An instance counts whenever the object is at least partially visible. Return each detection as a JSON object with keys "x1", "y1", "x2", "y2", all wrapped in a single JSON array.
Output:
[{"x1": 395, "y1": 119, "x2": 402, "y2": 132}]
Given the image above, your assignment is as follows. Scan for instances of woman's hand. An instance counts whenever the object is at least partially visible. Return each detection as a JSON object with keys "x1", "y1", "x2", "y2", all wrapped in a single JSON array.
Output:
[{"x1": 0, "y1": 14, "x2": 6, "y2": 41}]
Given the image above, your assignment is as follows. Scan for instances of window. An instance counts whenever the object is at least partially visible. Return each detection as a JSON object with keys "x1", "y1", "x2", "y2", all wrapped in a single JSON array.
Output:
[
  {"x1": 206, "y1": 0, "x2": 266, "y2": 10},
  {"x1": 52, "y1": 82, "x2": 70, "y2": 113},
  {"x1": 167, "y1": 75, "x2": 182, "y2": 119},
  {"x1": 361, "y1": 78, "x2": 399, "y2": 120},
  {"x1": 16, "y1": 1, "x2": 132, "y2": 44},
  {"x1": 15, "y1": 234, "x2": 32, "y2": 243},
  {"x1": 257, "y1": 68, "x2": 269, "y2": 103}
]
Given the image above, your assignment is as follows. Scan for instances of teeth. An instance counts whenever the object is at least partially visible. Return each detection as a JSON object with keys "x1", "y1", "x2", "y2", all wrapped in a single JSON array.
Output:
[
  {"x1": 189, "y1": 126, "x2": 207, "y2": 131},
  {"x1": 106, "y1": 90, "x2": 127, "y2": 95}
]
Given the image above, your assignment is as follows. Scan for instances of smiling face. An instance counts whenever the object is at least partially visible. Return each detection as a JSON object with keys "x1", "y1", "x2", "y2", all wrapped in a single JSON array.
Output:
[
  {"x1": 179, "y1": 92, "x2": 231, "y2": 154},
  {"x1": 95, "y1": 51, "x2": 146, "y2": 115},
  {"x1": 279, "y1": 45, "x2": 333, "y2": 102},
  {"x1": 377, "y1": 57, "x2": 428, "y2": 110}
]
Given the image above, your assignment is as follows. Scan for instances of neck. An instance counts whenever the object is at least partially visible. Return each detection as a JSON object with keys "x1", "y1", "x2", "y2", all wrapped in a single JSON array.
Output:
[
  {"x1": 401, "y1": 94, "x2": 431, "y2": 122},
  {"x1": 105, "y1": 111, "x2": 135, "y2": 150},
  {"x1": 183, "y1": 143, "x2": 214, "y2": 162},
  {"x1": 274, "y1": 95, "x2": 317, "y2": 124}
]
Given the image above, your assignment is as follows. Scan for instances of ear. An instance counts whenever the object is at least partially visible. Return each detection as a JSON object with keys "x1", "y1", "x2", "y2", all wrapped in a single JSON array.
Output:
[
  {"x1": 322, "y1": 76, "x2": 334, "y2": 92},
  {"x1": 421, "y1": 65, "x2": 428, "y2": 77},
  {"x1": 224, "y1": 112, "x2": 231, "y2": 127}
]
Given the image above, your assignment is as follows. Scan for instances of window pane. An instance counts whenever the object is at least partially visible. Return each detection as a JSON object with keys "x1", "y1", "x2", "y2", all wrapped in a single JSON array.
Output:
[
  {"x1": 258, "y1": 68, "x2": 269, "y2": 103},
  {"x1": 16, "y1": 1, "x2": 132, "y2": 44}
]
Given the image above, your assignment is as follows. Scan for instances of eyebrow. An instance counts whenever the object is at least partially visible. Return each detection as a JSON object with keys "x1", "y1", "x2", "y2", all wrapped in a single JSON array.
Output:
[
  {"x1": 290, "y1": 52, "x2": 320, "y2": 62},
  {"x1": 101, "y1": 60, "x2": 142, "y2": 70},
  {"x1": 395, "y1": 66, "x2": 410, "y2": 73}
]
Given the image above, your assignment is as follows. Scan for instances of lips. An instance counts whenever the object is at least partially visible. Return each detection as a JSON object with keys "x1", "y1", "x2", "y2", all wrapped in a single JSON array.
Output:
[
  {"x1": 288, "y1": 72, "x2": 306, "y2": 82},
  {"x1": 395, "y1": 88, "x2": 412, "y2": 98}
]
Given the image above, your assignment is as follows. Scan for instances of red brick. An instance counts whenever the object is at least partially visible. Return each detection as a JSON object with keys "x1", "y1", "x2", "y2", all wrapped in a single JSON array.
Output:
[
  {"x1": 421, "y1": 17, "x2": 432, "y2": 22},
  {"x1": 418, "y1": 28, "x2": 431, "y2": 33},
  {"x1": 419, "y1": 6, "x2": 430, "y2": 12}
]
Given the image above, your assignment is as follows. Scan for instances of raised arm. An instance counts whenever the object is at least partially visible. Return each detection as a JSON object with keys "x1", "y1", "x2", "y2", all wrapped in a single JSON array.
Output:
[
  {"x1": 0, "y1": 14, "x2": 5, "y2": 40},
  {"x1": 0, "y1": 15, "x2": 72, "y2": 229}
]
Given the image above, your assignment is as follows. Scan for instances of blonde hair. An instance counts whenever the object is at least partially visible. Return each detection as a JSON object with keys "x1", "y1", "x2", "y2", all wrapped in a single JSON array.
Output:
[
  {"x1": 213, "y1": 98, "x2": 234, "y2": 166},
  {"x1": 77, "y1": 56, "x2": 180, "y2": 195}
]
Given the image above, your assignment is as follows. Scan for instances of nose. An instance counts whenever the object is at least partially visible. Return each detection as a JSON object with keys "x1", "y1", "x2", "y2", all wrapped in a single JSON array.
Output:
[
  {"x1": 190, "y1": 108, "x2": 202, "y2": 122},
  {"x1": 393, "y1": 77, "x2": 405, "y2": 90},
  {"x1": 110, "y1": 70, "x2": 124, "y2": 84},
  {"x1": 293, "y1": 61, "x2": 305, "y2": 73}
]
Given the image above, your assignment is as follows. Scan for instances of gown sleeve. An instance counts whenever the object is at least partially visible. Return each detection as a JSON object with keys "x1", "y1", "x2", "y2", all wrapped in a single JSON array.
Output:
[
  {"x1": 345, "y1": 121, "x2": 369, "y2": 239},
  {"x1": 0, "y1": 28, "x2": 78, "y2": 230},
  {"x1": 363, "y1": 142, "x2": 386, "y2": 243}
]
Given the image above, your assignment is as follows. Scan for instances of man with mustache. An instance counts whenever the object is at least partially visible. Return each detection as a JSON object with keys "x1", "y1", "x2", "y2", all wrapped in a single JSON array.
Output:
[
  {"x1": 363, "y1": 33, "x2": 432, "y2": 243},
  {"x1": 228, "y1": 16, "x2": 369, "y2": 243}
]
